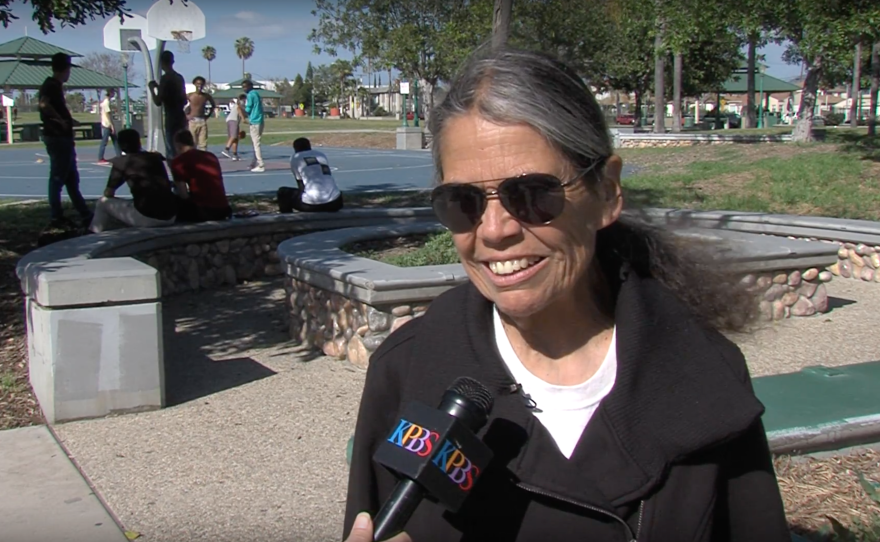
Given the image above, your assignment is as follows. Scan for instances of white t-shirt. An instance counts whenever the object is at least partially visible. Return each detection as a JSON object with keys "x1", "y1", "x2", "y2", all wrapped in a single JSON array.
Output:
[
  {"x1": 289, "y1": 149, "x2": 342, "y2": 205},
  {"x1": 226, "y1": 101, "x2": 240, "y2": 123},
  {"x1": 493, "y1": 307, "x2": 617, "y2": 459},
  {"x1": 100, "y1": 97, "x2": 112, "y2": 128}
]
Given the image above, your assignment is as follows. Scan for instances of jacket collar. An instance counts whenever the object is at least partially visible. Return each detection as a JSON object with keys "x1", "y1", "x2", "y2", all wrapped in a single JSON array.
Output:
[{"x1": 455, "y1": 271, "x2": 764, "y2": 506}]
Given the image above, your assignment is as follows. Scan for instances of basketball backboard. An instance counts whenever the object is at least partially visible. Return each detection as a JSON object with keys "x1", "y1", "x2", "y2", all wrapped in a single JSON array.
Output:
[
  {"x1": 103, "y1": 13, "x2": 158, "y2": 52},
  {"x1": 146, "y1": 0, "x2": 206, "y2": 45}
]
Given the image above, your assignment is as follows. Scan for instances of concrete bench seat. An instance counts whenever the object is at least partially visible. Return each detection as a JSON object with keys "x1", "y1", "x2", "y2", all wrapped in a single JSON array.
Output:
[
  {"x1": 26, "y1": 258, "x2": 164, "y2": 422},
  {"x1": 16, "y1": 208, "x2": 437, "y2": 423}
]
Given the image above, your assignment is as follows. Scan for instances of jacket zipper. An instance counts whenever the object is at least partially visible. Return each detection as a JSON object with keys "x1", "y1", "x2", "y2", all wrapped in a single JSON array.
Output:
[{"x1": 518, "y1": 482, "x2": 645, "y2": 542}]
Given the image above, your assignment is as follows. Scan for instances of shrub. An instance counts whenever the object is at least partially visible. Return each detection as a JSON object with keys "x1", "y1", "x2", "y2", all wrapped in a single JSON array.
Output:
[{"x1": 825, "y1": 112, "x2": 845, "y2": 126}]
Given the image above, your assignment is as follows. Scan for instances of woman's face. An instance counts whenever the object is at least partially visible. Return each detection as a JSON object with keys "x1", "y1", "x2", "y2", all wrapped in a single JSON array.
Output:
[{"x1": 439, "y1": 113, "x2": 623, "y2": 320}]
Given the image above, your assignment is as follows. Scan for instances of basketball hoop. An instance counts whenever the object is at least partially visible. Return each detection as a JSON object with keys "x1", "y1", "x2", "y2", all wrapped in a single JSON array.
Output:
[{"x1": 170, "y1": 30, "x2": 192, "y2": 53}]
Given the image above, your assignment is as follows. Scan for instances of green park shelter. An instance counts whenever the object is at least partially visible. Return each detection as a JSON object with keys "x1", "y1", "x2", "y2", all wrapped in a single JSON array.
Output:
[
  {"x1": 718, "y1": 69, "x2": 801, "y2": 125},
  {"x1": 211, "y1": 78, "x2": 283, "y2": 116},
  {"x1": 0, "y1": 36, "x2": 132, "y2": 143},
  {"x1": 0, "y1": 36, "x2": 130, "y2": 90}
]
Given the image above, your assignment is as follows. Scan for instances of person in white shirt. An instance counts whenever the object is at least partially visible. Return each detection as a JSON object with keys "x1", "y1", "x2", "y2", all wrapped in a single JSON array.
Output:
[
  {"x1": 283, "y1": 137, "x2": 343, "y2": 212},
  {"x1": 96, "y1": 88, "x2": 120, "y2": 164},
  {"x1": 221, "y1": 94, "x2": 245, "y2": 161}
]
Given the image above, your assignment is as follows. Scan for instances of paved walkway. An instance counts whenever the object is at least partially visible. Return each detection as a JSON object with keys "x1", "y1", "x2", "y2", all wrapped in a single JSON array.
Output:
[
  {"x1": 3, "y1": 277, "x2": 880, "y2": 541},
  {"x1": 0, "y1": 426, "x2": 126, "y2": 542}
]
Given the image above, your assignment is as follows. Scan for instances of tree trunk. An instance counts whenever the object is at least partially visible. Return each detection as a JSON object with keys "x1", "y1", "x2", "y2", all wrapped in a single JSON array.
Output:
[
  {"x1": 793, "y1": 59, "x2": 822, "y2": 142},
  {"x1": 672, "y1": 51, "x2": 682, "y2": 133},
  {"x1": 242, "y1": 58, "x2": 245, "y2": 77},
  {"x1": 634, "y1": 90, "x2": 642, "y2": 127},
  {"x1": 492, "y1": 0, "x2": 513, "y2": 50},
  {"x1": 850, "y1": 41, "x2": 862, "y2": 127},
  {"x1": 425, "y1": 79, "x2": 436, "y2": 123},
  {"x1": 744, "y1": 35, "x2": 757, "y2": 129},
  {"x1": 653, "y1": 14, "x2": 666, "y2": 134},
  {"x1": 208, "y1": 61, "x2": 212, "y2": 87},
  {"x1": 868, "y1": 42, "x2": 880, "y2": 136}
]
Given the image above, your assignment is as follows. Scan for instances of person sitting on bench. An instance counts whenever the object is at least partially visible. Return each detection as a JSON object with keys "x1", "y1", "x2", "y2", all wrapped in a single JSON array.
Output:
[
  {"x1": 89, "y1": 129, "x2": 178, "y2": 233},
  {"x1": 169, "y1": 129, "x2": 232, "y2": 222},
  {"x1": 282, "y1": 137, "x2": 344, "y2": 212}
]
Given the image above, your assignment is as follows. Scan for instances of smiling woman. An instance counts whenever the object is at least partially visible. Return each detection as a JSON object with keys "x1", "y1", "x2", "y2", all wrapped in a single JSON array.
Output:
[{"x1": 343, "y1": 45, "x2": 792, "y2": 542}]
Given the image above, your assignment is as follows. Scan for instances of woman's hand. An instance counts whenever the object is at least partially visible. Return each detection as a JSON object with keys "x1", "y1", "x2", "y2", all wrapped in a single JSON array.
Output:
[{"x1": 345, "y1": 512, "x2": 412, "y2": 542}]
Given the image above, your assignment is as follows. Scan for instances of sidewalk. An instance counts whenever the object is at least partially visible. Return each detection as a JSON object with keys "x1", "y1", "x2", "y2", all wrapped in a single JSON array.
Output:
[
  {"x1": 0, "y1": 425, "x2": 127, "y2": 542},
  {"x1": 3, "y1": 278, "x2": 880, "y2": 541}
]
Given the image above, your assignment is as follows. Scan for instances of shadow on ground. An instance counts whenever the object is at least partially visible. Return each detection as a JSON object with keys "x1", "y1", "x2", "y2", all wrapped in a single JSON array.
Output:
[
  {"x1": 161, "y1": 279, "x2": 320, "y2": 406},
  {"x1": 829, "y1": 131, "x2": 880, "y2": 163}
]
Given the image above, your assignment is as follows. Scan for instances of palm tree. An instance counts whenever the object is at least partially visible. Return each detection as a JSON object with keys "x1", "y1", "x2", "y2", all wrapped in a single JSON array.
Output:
[
  {"x1": 330, "y1": 59, "x2": 354, "y2": 112},
  {"x1": 234, "y1": 37, "x2": 254, "y2": 77},
  {"x1": 201, "y1": 46, "x2": 216, "y2": 87}
]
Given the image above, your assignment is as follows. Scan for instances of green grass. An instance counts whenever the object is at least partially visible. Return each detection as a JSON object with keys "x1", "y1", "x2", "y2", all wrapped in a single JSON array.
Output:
[
  {"x1": 349, "y1": 231, "x2": 459, "y2": 267},
  {"x1": 346, "y1": 133, "x2": 880, "y2": 267},
  {"x1": 3, "y1": 112, "x2": 400, "y2": 147},
  {"x1": 0, "y1": 372, "x2": 26, "y2": 394},
  {"x1": 619, "y1": 137, "x2": 880, "y2": 221},
  {"x1": 12, "y1": 111, "x2": 399, "y2": 132}
]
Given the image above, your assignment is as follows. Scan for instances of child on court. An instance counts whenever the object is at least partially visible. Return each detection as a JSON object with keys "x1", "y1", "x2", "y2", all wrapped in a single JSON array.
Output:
[{"x1": 222, "y1": 94, "x2": 247, "y2": 161}]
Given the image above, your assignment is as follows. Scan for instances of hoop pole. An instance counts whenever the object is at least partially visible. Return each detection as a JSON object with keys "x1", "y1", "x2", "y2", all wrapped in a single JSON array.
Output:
[
  {"x1": 128, "y1": 36, "x2": 158, "y2": 152},
  {"x1": 123, "y1": 67, "x2": 131, "y2": 129},
  {"x1": 152, "y1": 40, "x2": 167, "y2": 154}
]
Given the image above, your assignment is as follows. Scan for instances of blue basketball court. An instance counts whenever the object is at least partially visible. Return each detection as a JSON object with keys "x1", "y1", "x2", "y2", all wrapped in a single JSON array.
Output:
[{"x1": 0, "y1": 143, "x2": 436, "y2": 200}]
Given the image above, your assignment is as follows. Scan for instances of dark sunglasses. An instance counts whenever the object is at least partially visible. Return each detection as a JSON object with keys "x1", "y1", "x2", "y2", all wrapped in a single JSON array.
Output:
[{"x1": 431, "y1": 173, "x2": 581, "y2": 233}]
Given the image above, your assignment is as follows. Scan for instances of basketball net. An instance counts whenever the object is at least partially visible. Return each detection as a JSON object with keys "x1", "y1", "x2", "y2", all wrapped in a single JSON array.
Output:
[{"x1": 170, "y1": 30, "x2": 192, "y2": 53}]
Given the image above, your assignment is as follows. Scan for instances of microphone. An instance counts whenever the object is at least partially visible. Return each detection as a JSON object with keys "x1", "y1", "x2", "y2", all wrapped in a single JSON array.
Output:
[
  {"x1": 507, "y1": 383, "x2": 540, "y2": 411},
  {"x1": 371, "y1": 377, "x2": 495, "y2": 541}
]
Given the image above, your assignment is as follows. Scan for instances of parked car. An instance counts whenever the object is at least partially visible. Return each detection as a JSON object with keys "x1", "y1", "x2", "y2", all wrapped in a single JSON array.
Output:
[
  {"x1": 615, "y1": 113, "x2": 636, "y2": 125},
  {"x1": 703, "y1": 111, "x2": 742, "y2": 129}
]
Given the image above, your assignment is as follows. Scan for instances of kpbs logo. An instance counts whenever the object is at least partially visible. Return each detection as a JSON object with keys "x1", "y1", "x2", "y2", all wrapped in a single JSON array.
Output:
[{"x1": 388, "y1": 419, "x2": 480, "y2": 491}]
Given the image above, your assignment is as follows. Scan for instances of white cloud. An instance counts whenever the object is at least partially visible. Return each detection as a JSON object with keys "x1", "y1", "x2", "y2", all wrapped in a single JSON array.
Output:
[
  {"x1": 233, "y1": 11, "x2": 259, "y2": 22},
  {"x1": 214, "y1": 12, "x2": 312, "y2": 40}
]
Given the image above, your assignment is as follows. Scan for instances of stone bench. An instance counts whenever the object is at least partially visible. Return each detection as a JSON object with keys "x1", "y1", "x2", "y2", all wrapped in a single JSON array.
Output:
[
  {"x1": 24, "y1": 258, "x2": 164, "y2": 423},
  {"x1": 633, "y1": 208, "x2": 880, "y2": 284},
  {"x1": 278, "y1": 218, "x2": 840, "y2": 368},
  {"x1": 612, "y1": 131, "x2": 792, "y2": 148},
  {"x1": 16, "y1": 209, "x2": 437, "y2": 423}
]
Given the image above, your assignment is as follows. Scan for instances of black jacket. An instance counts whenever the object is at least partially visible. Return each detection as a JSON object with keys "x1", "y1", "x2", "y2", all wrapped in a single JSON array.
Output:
[
  {"x1": 107, "y1": 153, "x2": 178, "y2": 221},
  {"x1": 343, "y1": 272, "x2": 791, "y2": 542}
]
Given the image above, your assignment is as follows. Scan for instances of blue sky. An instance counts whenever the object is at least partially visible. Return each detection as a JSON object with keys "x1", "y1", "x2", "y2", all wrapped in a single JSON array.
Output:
[
  {"x1": 6, "y1": 0, "x2": 349, "y2": 87},
  {"x1": 4, "y1": 0, "x2": 803, "y2": 88}
]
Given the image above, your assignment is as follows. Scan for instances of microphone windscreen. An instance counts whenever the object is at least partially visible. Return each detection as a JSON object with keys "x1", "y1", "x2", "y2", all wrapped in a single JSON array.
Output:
[{"x1": 449, "y1": 377, "x2": 494, "y2": 417}]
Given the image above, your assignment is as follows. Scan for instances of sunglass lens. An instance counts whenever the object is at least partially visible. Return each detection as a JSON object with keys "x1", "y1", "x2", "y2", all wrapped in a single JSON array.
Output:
[
  {"x1": 431, "y1": 184, "x2": 486, "y2": 233},
  {"x1": 500, "y1": 174, "x2": 566, "y2": 224}
]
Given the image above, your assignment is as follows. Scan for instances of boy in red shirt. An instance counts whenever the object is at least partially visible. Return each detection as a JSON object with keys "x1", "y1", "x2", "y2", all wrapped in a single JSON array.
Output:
[{"x1": 169, "y1": 130, "x2": 232, "y2": 222}]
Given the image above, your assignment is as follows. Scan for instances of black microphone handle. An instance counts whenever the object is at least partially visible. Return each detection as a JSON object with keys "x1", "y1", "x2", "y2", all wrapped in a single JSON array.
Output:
[{"x1": 372, "y1": 478, "x2": 425, "y2": 541}]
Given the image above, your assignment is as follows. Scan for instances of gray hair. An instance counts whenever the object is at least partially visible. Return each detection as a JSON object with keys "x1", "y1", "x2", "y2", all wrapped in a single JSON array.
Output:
[
  {"x1": 428, "y1": 46, "x2": 613, "y2": 183},
  {"x1": 428, "y1": 46, "x2": 762, "y2": 333}
]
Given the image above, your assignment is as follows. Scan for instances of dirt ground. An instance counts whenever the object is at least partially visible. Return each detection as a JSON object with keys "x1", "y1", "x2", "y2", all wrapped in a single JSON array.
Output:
[{"x1": 278, "y1": 132, "x2": 397, "y2": 149}]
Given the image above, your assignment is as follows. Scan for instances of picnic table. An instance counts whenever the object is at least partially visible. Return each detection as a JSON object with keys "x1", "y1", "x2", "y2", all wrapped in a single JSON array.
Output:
[{"x1": 0, "y1": 122, "x2": 102, "y2": 143}]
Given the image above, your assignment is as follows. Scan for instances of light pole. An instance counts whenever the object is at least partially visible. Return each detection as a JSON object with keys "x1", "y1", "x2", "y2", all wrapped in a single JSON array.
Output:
[
  {"x1": 121, "y1": 52, "x2": 131, "y2": 129},
  {"x1": 401, "y1": 80, "x2": 409, "y2": 127},
  {"x1": 757, "y1": 65, "x2": 764, "y2": 129},
  {"x1": 413, "y1": 79, "x2": 419, "y2": 128}
]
